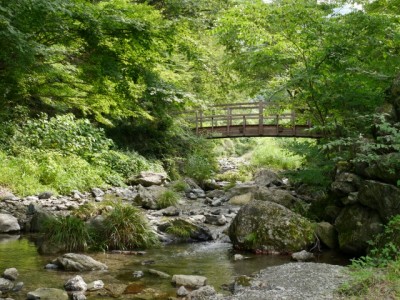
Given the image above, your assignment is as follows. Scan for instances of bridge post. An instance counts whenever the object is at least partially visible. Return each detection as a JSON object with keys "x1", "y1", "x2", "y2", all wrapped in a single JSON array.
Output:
[
  {"x1": 227, "y1": 107, "x2": 232, "y2": 136},
  {"x1": 195, "y1": 111, "x2": 199, "y2": 135},
  {"x1": 291, "y1": 110, "x2": 296, "y2": 136},
  {"x1": 258, "y1": 101, "x2": 264, "y2": 135}
]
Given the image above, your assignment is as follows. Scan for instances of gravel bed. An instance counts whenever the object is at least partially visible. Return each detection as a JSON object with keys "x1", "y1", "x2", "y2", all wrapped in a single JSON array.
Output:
[{"x1": 221, "y1": 262, "x2": 349, "y2": 300}]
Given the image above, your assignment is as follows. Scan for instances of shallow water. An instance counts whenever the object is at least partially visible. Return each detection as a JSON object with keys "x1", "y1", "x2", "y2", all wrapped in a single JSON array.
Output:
[{"x1": 0, "y1": 234, "x2": 350, "y2": 299}]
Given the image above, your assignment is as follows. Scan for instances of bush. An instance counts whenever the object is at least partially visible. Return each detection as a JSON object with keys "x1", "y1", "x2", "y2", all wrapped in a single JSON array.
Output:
[
  {"x1": 157, "y1": 190, "x2": 179, "y2": 209},
  {"x1": 183, "y1": 151, "x2": 217, "y2": 184},
  {"x1": 41, "y1": 215, "x2": 92, "y2": 252},
  {"x1": 98, "y1": 201, "x2": 159, "y2": 250},
  {"x1": 10, "y1": 113, "x2": 113, "y2": 158}
]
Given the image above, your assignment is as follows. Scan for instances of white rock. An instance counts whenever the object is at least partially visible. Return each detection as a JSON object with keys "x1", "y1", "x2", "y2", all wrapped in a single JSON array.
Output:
[{"x1": 172, "y1": 275, "x2": 207, "y2": 288}]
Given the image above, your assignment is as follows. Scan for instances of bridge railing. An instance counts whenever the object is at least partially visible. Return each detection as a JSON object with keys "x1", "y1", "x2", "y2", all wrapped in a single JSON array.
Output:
[{"x1": 183, "y1": 102, "x2": 316, "y2": 137}]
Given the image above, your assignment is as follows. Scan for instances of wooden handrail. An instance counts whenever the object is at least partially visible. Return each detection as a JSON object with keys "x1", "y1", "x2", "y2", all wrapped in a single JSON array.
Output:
[{"x1": 182, "y1": 101, "x2": 321, "y2": 138}]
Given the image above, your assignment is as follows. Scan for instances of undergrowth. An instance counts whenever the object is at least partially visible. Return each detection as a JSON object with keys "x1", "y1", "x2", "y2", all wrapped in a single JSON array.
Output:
[{"x1": 339, "y1": 215, "x2": 400, "y2": 299}]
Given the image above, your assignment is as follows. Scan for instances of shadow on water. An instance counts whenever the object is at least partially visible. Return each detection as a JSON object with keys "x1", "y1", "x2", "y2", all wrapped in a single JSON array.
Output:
[{"x1": 0, "y1": 234, "x2": 351, "y2": 299}]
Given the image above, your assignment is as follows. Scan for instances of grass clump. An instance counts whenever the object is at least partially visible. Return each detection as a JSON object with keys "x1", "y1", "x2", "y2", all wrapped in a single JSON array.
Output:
[
  {"x1": 98, "y1": 201, "x2": 160, "y2": 250},
  {"x1": 171, "y1": 180, "x2": 189, "y2": 192},
  {"x1": 165, "y1": 219, "x2": 196, "y2": 239},
  {"x1": 42, "y1": 215, "x2": 92, "y2": 252},
  {"x1": 157, "y1": 190, "x2": 180, "y2": 209}
]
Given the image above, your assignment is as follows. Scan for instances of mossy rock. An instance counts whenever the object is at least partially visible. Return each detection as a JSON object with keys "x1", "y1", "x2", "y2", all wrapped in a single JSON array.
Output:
[
  {"x1": 335, "y1": 204, "x2": 383, "y2": 254},
  {"x1": 228, "y1": 200, "x2": 314, "y2": 253}
]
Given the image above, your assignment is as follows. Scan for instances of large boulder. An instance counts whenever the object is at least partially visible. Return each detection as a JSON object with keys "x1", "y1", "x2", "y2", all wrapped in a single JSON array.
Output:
[
  {"x1": 358, "y1": 180, "x2": 400, "y2": 222},
  {"x1": 52, "y1": 253, "x2": 108, "y2": 271},
  {"x1": 0, "y1": 278, "x2": 14, "y2": 292},
  {"x1": 171, "y1": 275, "x2": 207, "y2": 288},
  {"x1": 228, "y1": 200, "x2": 314, "y2": 253},
  {"x1": 252, "y1": 187, "x2": 298, "y2": 209},
  {"x1": 335, "y1": 204, "x2": 383, "y2": 254},
  {"x1": 315, "y1": 222, "x2": 338, "y2": 249},
  {"x1": 158, "y1": 218, "x2": 213, "y2": 241},
  {"x1": 331, "y1": 172, "x2": 361, "y2": 196},
  {"x1": 128, "y1": 171, "x2": 168, "y2": 187},
  {"x1": 0, "y1": 213, "x2": 20, "y2": 233},
  {"x1": 27, "y1": 288, "x2": 69, "y2": 300},
  {"x1": 28, "y1": 204, "x2": 55, "y2": 232},
  {"x1": 134, "y1": 185, "x2": 168, "y2": 209},
  {"x1": 254, "y1": 169, "x2": 283, "y2": 187},
  {"x1": 355, "y1": 153, "x2": 400, "y2": 185}
]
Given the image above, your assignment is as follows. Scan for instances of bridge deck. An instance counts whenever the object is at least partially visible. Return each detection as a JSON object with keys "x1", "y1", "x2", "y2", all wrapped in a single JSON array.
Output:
[{"x1": 185, "y1": 102, "x2": 322, "y2": 138}]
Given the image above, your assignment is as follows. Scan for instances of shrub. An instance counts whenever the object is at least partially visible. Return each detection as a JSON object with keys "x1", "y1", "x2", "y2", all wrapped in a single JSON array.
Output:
[
  {"x1": 183, "y1": 151, "x2": 217, "y2": 184},
  {"x1": 41, "y1": 215, "x2": 92, "y2": 252},
  {"x1": 171, "y1": 180, "x2": 189, "y2": 192},
  {"x1": 157, "y1": 190, "x2": 180, "y2": 209},
  {"x1": 10, "y1": 113, "x2": 113, "y2": 158},
  {"x1": 98, "y1": 201, "x2": 159, "y2": 250}
]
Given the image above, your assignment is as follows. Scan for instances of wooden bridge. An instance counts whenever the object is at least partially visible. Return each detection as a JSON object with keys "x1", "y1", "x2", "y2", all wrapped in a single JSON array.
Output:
[{"x1": 185, "y1": 102, "x2": 322, "y2": 139}]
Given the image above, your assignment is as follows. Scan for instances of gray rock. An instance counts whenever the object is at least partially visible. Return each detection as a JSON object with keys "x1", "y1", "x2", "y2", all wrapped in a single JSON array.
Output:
[
  {"x1": 12, "y1": 281, "x2": 24, "y2": 292},
  {"x1": 132, "y1": 271, "x2": 144, "y2": 278},
  {"x1": 228, "y1": 200, "x2": 314, "y2": 253},
  {"x1": 0, "y1": 193, "x2": 16, "y2": 201},
  {"x1": 148, "y1": 269, "x2": 170, "y2": 278},
  {"x1": 341, "y1": 192, "x2": 358, "y2": 205},
  {"x1": 52, "y1": 253, "x2": 108, "y2": 271},
  {"x1": 177, "y1": 285, "x2": 189, "y2": 297},
  {"x1": 0, "y1": 214, "x2": 20, "y2": 233},
  {"x1": 188, "y1": 285, "x2": 217, "y2": 300},
  {"x1": 358, "y1": 180, "x2": 400, "y2": 222},
  {"x1": 172, "y1": 275, "x2": 207, "y2": 288},
  {"x1": 134, "y1": 185, "x2": 168, "y2": 210},
  {"x1": 192, "y1": 188, "x2": 206, "y2": 198},
  {"x1": 222, "y1": 263, "x2": 349, "y2": 300},
  {"x1": 2, "y1": 268, "x2": 18, "y2": 281},
  {"x1": 129, "y1": 171, "x2": 168, "y2": 187},
  {"x1": 161, "y1": 206, "x2": 180, "y2": 216},
  {"x1": 228, "y1": 193, "x2": 252, "y2": 206},
  {"x1": 28, "y1": 205, "x2": 54, "y2": 232},
  {"x1": 158, "y1": 218, "x2": 213, "y2": 241},
  {"x1": 87, "y1": 280, "x2": 104, "y2": 291},
  {"x1": 291, "y1": 250, "x2": 314, "y2": 261},
  {"x1": 27, "y1": 288, "x2": 69, "y2": 300},
  {"x1": 233, "y1": 254, "x2": 244, "y2": 261},
  {"x1": 335, "y1": 204, "x2": 383, "y2": 254},
  {"x1": 252, "y1": 187, "x2": 297, "y2": 209},
  {"x1": 0, "y1": 278, "x2": 13, "y2": 292},
  {"x1": 91, "y1": 188, "x2": 104, "y2": 198},
  {"x1": 331, "y1": 172, "x2": 361, "y2": 196},
  {"x1": 44, "y1": 264, "x2": 59, "y2": 270},
  {"x1": 205, "y1": 214, "x2": 227, "y2": 226},
  {"x1": 71, "y1": 292, "x2": 86, "y2": 300},
  {"x1": 38, "y1": 191, "x2": 53, "y2": 199},
  {"x1": 206, "y1": 190, "x2": 225, "y2": 199},
  {"x1": 254, "y1": 169, "x2": 283, "y2": 187},
  {"x1": 64, "y1": 275, "x2": 87, "y2": 292},
  {"x1": 355, "y1": 153, "x2": 400, "y2": 185},
  {"x1": 315, "y1": 222, "x2": 338, "y2": 249}
]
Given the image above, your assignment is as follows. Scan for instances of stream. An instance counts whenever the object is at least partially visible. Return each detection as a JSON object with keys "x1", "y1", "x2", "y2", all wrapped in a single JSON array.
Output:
[{"x1": 0, "y1": 234, "x2": 350, "y2": 299}]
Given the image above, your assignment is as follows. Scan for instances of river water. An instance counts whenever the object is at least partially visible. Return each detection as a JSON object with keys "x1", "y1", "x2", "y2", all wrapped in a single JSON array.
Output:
[{"x1": 0, "y1": 234, "x2": 350, "y2": 299}]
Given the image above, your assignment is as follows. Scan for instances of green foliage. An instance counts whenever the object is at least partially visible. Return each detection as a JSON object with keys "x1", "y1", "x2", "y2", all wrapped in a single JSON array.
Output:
[
  {"x1": 0, "y1": 149, "x2": 105, "y2": 196},
  {"x1": 157, "y1": 190, "x2": 180, "y2": 209},
  {"x1": 8, "y1": 114, "x2": 113, "y2": 158},
  {"x1": 171, "y1": 180, "x2": 189, "y2": 192},
  {"x1": 352, "y1": 215, "x2": 400, "y2": 268},
  {"x1": 183, "y1": 151, "x2": 217, "y2": 184},
  {"x1": 41, "y1": 215, "x2": 92, "y2": 252},
  {"x1": 250, "y1": 138, "x2": 304, "y2": 170},
  {"x1": 98, "y1": 201, "x2": 160, "y2": 250},
  {"x1": 323, "y1": 114, "x2": 400, "y2": 165}
]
